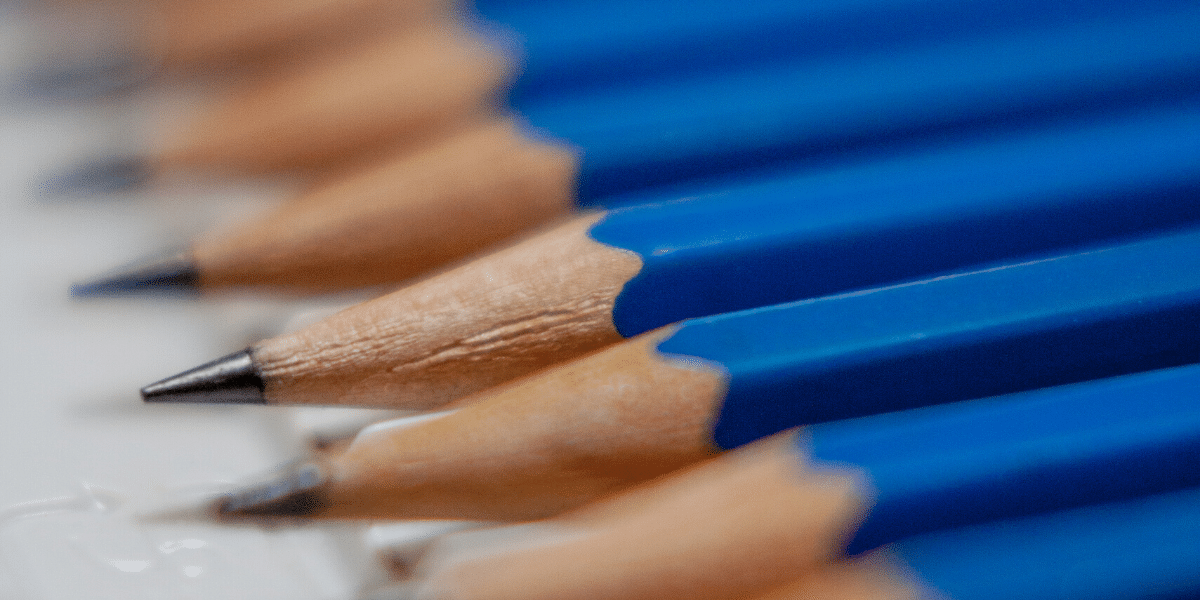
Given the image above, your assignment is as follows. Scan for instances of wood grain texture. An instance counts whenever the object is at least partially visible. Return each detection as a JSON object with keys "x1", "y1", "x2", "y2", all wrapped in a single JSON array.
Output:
[
  {"x1": 312, "y1": 329, "x2": 727, "y2": 521},
  {"x1": 157, "y1": 19, "x2": 512, "y2": 172},
  {"x1": 194, "y1": 118, "x2": 579, "y2": 292},
  {"x1": 252, "y1": 211, "x2": 643, "y2": 408},
  {"x1": 414, "y1": 433, "x2": 871, "y2": 600}
]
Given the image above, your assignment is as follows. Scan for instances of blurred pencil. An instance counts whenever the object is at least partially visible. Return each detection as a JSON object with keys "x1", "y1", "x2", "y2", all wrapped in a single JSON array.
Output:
[
  {"x1": 74, "y1": 5, "x2": 1200, "y2": 281},
  {"x1": 205, "y1": 229, "x2": 1200, "y2": 521},
  {"x1": 46, "y1": 0, "x2": 1178, "y2": 160},
  {"x1": 406, "y1": 369, "x2": 1200, "y2": 600},
  {"x1": 750, "y1": 486, "x2": 1200, "y2": 600},
  {"x1": 124, "y1": 103, "x2": 1200, "y2": 408}
]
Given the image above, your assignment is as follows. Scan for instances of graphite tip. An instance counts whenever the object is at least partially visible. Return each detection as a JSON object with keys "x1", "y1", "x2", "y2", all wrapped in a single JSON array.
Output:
[
  {"x1": 12, "y1": 51, "x2": 152, "y2": 102},
  {"x1": 141, "y1": 349, "x2": 266, "y2": 405},
  {"x1": 71, "y1": 251, "x2": 199, "y2": 297},
  {"x1": 41, "y1": 155, "x2": 153, "y2": 197},
  {"x1": 215, "y1": 462, "x2": 328, "y2": 518}
]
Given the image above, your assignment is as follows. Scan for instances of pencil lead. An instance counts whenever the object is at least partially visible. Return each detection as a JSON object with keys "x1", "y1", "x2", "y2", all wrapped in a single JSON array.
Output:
[
  {"x1": 12, "y1": 52, "x2": 150, "y2": 102},
  {"x1": 71, "y1": 251, "x2": 199, "y2": 297},
  {"x1": 141, "y1": 349, "x2": 266, "y2": 405},
  {"x1": 215, "y1": 462, "x2": 329, "y2": 518},
  {"x1": 41, "y1": 155, "x2": 152, "y2": 197}
]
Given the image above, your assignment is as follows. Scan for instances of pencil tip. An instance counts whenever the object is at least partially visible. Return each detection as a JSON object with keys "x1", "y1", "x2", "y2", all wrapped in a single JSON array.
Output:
[
  {"x1": 215, "y1": 462, "x2": 329, "y2": 518},
  {"x1": 71, "y1": 251, "x2": 199, "y2": 297},
  {"x1": 13, "y1": 52, "x2": 151, "y2": 101},
  {"x1": 141, "y1": 349, "x2": 266, "y2": 405},
  {"x1": 41, "y1": 155, "x2": 152, "y2": 196}
]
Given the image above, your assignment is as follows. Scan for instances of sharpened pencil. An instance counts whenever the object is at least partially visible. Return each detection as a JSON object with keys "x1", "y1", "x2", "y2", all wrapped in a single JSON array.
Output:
[
  {"x1": 207, "y1": 229, "x2": 1200, "y2": 521},
  {"x1": 405, "y1": 366, "x2": 1200, "y2": 600},
  {"x1": 150, "y1": 20, "x2": 513, "y2": 174},
  {"x1": 59, "y1": 0, "x2": 1184, "y2": 171},
  {"x1": 77, "y1": 4, "x2": 1200, "y2": 283},
  {"x1": 129, "y1": 103, "x2": 1200, "y2": 407}
]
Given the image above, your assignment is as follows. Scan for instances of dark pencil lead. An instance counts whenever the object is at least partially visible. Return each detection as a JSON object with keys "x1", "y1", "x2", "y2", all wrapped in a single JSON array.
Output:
[
  {"x1": 215, "y1": 462, "x2": 328, "y2": 518},
  {"x1": 71, "y1": 251, "x2": 199, "y2": 297},
  {"x1": 142, "y1": 349, "x2": 267, "y2": 405},
  {"x1": 40, "y1": 155, "x2": 153, "y2": 197},
  {"x1": 12, "y1": 51, "x2": 151, "y2": 102}
]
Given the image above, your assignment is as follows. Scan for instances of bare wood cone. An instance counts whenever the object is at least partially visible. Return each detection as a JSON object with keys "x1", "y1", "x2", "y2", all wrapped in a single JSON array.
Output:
[
  {"x1": 157, "y1": 20, "x2": 514, "y2": 173},
  {"x1": 195, "y1": 118, "x2": 580, "y2": 293},
  {"x1": 313, "y1": 330, "x2": 727, "y2": 521},
  {"x1": 251, "y1": 210, "x2": 643, "y2": 408},
  {"x1": 156, "y1": 0, "x2": 458, "y2": 67},
  {"x1": 415, "y1": 434, "x2": 871, "y2": 600}
]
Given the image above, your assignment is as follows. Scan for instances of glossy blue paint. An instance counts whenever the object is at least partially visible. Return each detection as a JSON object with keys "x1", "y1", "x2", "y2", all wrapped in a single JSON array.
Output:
[
  {"x1": 805, "y1": 364, "x2": 1200, "y2": 554},
  {"x1": 892, "y1": 487, "x2": 1200, "y2": 600},
  {"x1": 654, "y1": 227, "x2": 1200, "y2": 449},
  {"x1": 588, "y1": 102, "x2": 1200, "y2": 338},
  {"x1": 470, "y1": 0, "x2": 1197, "y2": 106},
  {"x1": 510, "y1": 5, "x2": 1200, "y2": 203}
]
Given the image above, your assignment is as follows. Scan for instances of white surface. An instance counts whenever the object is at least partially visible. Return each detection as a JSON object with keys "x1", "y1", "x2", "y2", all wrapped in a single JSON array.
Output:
[{"x1": 0, "y1": 4, "x2": 373, "y2": 598}]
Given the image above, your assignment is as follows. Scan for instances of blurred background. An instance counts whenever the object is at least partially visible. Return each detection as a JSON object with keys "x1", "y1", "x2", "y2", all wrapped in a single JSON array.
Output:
[{"x1": 0, "y1": 3, "x2": 384, "y2": 597}]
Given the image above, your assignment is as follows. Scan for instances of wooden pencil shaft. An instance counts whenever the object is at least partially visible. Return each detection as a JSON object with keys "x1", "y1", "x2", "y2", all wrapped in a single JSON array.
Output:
[
  {"x1": 160, "y1": 0, "x2": 1200, "y2": 176},
  {"x1": 808, "y1": 363, "x2": 1200, "y2": 554},
  {"x1": 882, "y1": 486, "x2": 1200, "y2": 600},
  {"x1": 192, "y1": 98, "x2": 1200, "y2": 299},
  {"x1": 545, "y1": 5, "x2": 1200, "y2": 203},
  {"x1": 411, "y1": 403, "x2": 1200, "y2": 600},
  {"x1": 678, "y1": 226, "x2": 1200, "y2": 448},
  {"x1": 295, "y1": 341, "x2": 1200, "y2": 526},
  {"x1": 177, "y1": 17, "x2": 1200, "y2": 296},
  {"x1": 499, "y1": 0, "x2": 1192, "y2": 106},
  {"x1": 249, "y1": 213, "x2": 1200, "y2": 417},
  {"x1": 757, "y1": 484, "x2": 1200, "y2": 600}
]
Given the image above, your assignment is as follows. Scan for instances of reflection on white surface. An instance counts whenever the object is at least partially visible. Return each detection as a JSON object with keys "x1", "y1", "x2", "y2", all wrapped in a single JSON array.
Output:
[
  {"x1": 0, "y1": 486, "x2": 359, "y2": 600},
  {"x1": 0, "y1": 5, "x2": 363, "y2": 599}
]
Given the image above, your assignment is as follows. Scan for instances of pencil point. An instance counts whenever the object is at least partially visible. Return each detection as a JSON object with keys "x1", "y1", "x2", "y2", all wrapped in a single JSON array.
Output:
[
  {"x1": 141, "y1": 349, "x2": 266, "y2": 405},
  {"x1": 71, "y1": 251, "x2": 199, "y2": 297},
  {"x1": 215, "y1": 462, "x2": 328, "y2": 518},
  {"x1": 41, "y1": 155, "x2": 153, "y2": 196},
  {"x1": 13, "y1": 52, "x2": 150, "y2": 102}
]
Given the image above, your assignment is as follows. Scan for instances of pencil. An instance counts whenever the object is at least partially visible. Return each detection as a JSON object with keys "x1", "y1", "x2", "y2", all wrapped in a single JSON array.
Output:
[
  {"x1": 76, "y1": 4, "x2": 1200, "y2": 281},
  {"x1": 738, "y1": 486, "x2": 1200, "y2": 600},
  {"x1": 207, "y1": 228, "x2": 1200, "y2": 521},
  {"x1": 54, "y1": 0, "x2": 1174, "y2": 166},
  {"x1": 404, "y1": 364, "x2": 1200, "y2": 600},
  {"x1": 127, "y1": 102, "x2": 1200, "y2": 407},
  {"x1": 152, "y1": 0, "x2": 452, "y2": 68},
  {"x1": 148, "y1": 19, "x2": 513, "y2": 175}
]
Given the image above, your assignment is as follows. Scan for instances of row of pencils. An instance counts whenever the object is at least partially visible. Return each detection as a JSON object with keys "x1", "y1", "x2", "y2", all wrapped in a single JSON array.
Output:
[{"x1": 35, "y1": 0, "x2": 1200, "y2": 597}]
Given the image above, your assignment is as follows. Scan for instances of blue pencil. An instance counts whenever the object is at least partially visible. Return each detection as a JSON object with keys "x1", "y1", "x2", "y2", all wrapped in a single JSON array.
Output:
[
  {"x1": 761, "y1": 486, "x2": 1200, "y2": 600},
  {"x1": 207, "y1": 227, "x2": 1200, "y2": 521},
  {"x1": 476, "y1": 0, "x2": 1196, "y2": 105},
  {"x1": 134, "y1": 99, "x2": 1200, "y2": 408},
  {"x1": 401, "y1": 363, "x2": 1200, "y2": 600},
  {"x1": 80, "y1": 1, "x2": 1200, "y2": 294}
]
